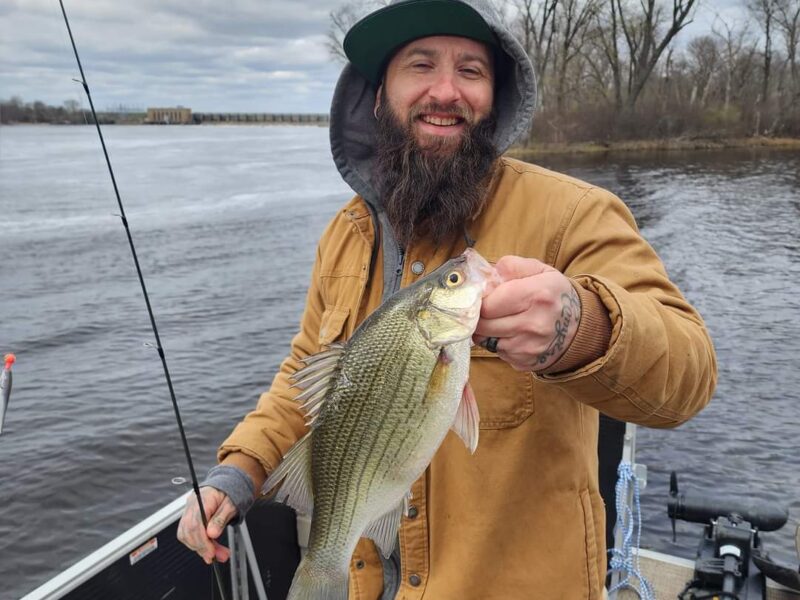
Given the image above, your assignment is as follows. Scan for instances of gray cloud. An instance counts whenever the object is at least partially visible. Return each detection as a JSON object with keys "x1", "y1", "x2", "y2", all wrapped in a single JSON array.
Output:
[{"x1": 0, "y1": 0, "x2": 345, "y2": 112}]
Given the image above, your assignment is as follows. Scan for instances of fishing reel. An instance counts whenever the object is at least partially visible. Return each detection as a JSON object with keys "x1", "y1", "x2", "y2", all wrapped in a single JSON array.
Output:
[{"x1": 669, "y1": 471, "x2": 800, "y2": 600}]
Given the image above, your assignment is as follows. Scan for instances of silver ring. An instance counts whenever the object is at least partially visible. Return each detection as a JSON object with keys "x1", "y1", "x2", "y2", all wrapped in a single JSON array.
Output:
[{"x1": 485, "y1": 337, "x2": 499, "y2": 353}]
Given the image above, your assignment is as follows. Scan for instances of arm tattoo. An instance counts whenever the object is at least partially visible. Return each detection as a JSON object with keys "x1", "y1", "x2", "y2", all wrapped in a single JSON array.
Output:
[{"x1": 536, "y1": 287, "x2": 581, "y2": 367}]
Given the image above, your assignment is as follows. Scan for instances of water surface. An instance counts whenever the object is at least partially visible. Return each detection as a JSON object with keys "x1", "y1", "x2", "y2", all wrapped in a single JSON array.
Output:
[{"x1": 1, "y1": 125, "x2": 798, "y2": 599}]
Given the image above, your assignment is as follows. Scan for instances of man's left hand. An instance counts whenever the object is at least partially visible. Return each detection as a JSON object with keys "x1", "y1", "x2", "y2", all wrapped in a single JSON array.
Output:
[{"x1": 473, "y1": 255, "x2": 581, "y2": 372}]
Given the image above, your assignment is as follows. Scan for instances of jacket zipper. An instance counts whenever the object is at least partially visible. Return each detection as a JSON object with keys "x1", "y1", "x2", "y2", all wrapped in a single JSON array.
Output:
[
  {"x1": 391, "y1": 247, "x2": 405, "y2": 295},
  {"x1": 371, "y1": 206, "x2": 405, "y2": 302}
]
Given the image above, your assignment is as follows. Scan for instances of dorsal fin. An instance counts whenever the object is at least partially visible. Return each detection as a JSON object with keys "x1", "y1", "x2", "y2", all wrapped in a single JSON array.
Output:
[{"x1": 291, "y1": 344, "x2": 346, "y2": 428}]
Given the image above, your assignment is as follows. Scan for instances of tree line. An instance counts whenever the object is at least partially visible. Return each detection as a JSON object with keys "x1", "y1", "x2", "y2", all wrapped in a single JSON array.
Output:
[
  {"x1": 0, "y1": 97, "x2": 144, "y2": 125},
  {"x1": 328, "y1": 0, "x2": 800, "y2": 144},
  {"x1": 1, "y1": 97, "x2": 88, "y2": 124}
]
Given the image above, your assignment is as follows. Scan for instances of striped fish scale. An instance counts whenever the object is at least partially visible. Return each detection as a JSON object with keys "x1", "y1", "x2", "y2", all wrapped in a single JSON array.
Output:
[
  {"x1": 264, "y1": 249, "x2": 491, "y2": 600},
  {"x1": 310, "y1": 304, "x2": 437, "y2": 568}
]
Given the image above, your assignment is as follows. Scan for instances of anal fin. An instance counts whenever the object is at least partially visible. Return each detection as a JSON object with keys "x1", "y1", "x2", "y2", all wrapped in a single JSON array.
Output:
[{"x1": 362, "y1": 493, "x2": 411, "y2": 558}]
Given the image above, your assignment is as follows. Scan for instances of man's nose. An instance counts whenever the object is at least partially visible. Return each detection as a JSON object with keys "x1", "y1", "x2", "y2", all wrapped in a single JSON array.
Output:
[{"x1": 427, "y1": 72, "x2": 461, "y2": 105}]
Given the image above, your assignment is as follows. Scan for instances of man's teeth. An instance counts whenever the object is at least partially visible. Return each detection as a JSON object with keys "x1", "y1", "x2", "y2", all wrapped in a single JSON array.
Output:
[{"x1": 421, "y1": 115, "x2": 460, "y2": 126}]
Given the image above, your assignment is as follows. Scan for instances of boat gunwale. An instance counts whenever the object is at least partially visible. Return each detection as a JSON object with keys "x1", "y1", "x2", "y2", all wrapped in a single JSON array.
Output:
[{"x1": 20, "y1": 492, "x2": 191, "y2": 600}]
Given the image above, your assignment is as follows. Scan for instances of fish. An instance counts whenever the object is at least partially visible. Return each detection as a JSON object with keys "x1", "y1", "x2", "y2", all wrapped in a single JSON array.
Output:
[
  {"x1": 1, "y1": 354, "x2": 15, "y2": 435},
  {"x1": 263, "y1": 248, "x2": 497, "y2": 600}
]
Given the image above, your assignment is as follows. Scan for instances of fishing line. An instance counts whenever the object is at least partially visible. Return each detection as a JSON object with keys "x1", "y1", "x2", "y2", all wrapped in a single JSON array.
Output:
[{"x1": 57, "y1": 2, "x2": 229, "y2": 598}]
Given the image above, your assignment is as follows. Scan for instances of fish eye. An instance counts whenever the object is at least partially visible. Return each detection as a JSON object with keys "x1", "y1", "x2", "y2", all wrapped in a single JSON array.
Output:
[{"x1": 445, "y1": 270, "x2": 464, "y2": 288}]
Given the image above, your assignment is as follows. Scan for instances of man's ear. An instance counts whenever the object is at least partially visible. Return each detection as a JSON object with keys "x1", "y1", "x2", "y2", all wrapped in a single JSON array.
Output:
[{"x1": 374, "y1": 83, "x2": 383, "y2": 119}]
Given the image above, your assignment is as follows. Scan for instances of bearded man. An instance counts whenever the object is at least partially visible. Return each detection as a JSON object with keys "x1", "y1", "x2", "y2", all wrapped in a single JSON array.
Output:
[{"x1": 178, "y1": 1, "x2": 717, "y2": 598}]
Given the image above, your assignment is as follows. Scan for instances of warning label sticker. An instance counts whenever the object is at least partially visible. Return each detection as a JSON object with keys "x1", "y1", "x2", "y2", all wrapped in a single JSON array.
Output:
[{"x1": 129, "y1": 537, "x2": 158, "y2": 566}]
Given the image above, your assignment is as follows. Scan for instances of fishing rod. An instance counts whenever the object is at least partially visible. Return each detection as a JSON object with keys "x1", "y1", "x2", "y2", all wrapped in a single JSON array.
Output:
[{"x1": 57, "y1": 2, "x2": 228, "y2": 598}]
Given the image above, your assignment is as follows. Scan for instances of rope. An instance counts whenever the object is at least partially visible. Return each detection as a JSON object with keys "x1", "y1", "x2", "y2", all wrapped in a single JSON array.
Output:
[{"x1": 608, "y1": 462, "x2": 656, "y2": 600}]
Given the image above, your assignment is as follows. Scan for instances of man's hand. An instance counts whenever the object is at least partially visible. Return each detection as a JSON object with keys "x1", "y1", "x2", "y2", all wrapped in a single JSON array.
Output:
[
  {"x1": 177, "y1": 487, "x2": 237, "y2": 564},
  {"x1": 473, "y1": 255, "x2": 581, "y2": 372}
]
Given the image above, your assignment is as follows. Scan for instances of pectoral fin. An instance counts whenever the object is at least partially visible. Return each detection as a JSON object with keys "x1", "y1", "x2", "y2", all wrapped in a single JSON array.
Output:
[
  {"x1": 451, "y1": 381, "x2": 480, "y2": 454},
  {"x1": 261, "y1": 432, "x2": 314, "y2": 516}
]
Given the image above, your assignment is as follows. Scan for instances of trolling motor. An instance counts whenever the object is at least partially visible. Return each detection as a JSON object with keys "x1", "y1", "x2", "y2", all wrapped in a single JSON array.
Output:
[{"x1": 669, "y1": 471, "x2": 800, "y2": 599}]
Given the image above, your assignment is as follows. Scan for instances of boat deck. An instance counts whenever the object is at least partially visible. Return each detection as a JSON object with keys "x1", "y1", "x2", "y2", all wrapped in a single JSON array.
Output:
[{"x1": 616, "y1": 549, "x2": 800, "y2": 599}]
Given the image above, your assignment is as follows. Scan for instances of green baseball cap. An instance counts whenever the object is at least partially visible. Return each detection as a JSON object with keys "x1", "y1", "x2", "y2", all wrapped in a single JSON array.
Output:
[{"x1": 343, "y1": 0, "x2": 498, "y2": 85}]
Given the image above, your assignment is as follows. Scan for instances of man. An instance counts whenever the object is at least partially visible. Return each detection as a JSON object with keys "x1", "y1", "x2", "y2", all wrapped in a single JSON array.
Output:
[{"x1": 178, "y1": 0, "x2": 717, "y2": 598}]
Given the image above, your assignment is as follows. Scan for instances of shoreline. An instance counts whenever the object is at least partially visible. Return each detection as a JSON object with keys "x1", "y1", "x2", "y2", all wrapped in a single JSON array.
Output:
[
  {"x1": 508, "y1": 136, "x2": 800, "y2": 157},
  {"x1": 3, "y1": 123, "x2": 800, "y2": 155}
]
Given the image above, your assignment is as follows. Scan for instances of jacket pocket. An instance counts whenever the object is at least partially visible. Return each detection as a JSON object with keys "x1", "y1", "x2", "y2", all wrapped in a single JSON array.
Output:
[
  {"x1": 319, "y1": 267, "x2": 367, "y2": 342},
  {"x1": 579, "y1": 489, "x2": 601, "y2": 600},
  {"x1": 469, "y1": 346, "x2": 535, "y2": 429},
  {"x1": 318, "y1": 306, "x2": 350, "y2": 346}
]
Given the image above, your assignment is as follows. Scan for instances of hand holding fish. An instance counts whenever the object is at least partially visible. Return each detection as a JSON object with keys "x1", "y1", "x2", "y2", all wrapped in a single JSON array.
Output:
[
  {"x1": 177, "y1": 486, "x2": 236, "y2": 564},
  {"x1": 474, "y1": 255, "x2": 580, "y2": 372}
]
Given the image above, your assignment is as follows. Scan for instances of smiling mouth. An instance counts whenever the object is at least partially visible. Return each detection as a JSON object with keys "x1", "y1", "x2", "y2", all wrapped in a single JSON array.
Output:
[{"x1": 418, "y1": 114, "x2": 465, "y2": 127}]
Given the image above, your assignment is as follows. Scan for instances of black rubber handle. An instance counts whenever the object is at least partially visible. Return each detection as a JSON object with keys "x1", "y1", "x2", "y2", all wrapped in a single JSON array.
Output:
[{"x1": 668, "y1": 492, "x2": 788, "y2": 531}]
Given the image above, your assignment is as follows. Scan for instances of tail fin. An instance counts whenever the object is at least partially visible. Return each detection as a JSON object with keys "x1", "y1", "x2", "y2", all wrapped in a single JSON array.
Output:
[{"x1": 287, "y1": 558, "x2": 348, "y2": 600}]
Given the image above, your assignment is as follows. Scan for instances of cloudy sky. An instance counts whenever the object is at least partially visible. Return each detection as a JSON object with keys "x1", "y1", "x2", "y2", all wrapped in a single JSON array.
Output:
[{"x1": 1, "y1": 0, "x2": 750, "y2": 114}]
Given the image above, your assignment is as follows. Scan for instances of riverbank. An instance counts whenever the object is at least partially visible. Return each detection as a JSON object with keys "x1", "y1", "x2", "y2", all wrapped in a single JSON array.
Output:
[
  {"x1": 508, "y1": 136, "x2": 800, "y2": 157},
  {"x1": 4, "y1": 122, "x2": 799, "y2": 155}
]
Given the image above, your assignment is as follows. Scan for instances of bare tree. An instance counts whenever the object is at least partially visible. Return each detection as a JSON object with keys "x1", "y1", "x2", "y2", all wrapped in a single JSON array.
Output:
[
  {"x1": 774, "y1": 0, "x2": 800, "y2": 98},
  {"x1": 552, "y1": 0, "x2": 601, "y2": 113},
  {"x1": 512, "y1": 0, "x2": 559, "y2": 105},
  {"x1": 616, "y1": 0, "x2": 699, "y2": 111},
  {"x1": 587, "y1": 0, "x2": 625, "y2": 109},
  {"x1": 589, "y1": 0, "x2": 697, "y2": 112},
  {"x1": 686, "y1": 36, "x2": 720, "y2": 108},
  {"x1": 712, "y1": 16, "x2": 757, "y2": 110},
  {"x1": 749, "y1": 0, "x2": 778, "y2": 106}
]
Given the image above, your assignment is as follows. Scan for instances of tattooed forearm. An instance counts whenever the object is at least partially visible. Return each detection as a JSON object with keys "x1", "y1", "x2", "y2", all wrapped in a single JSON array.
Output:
[{"x1": 536, "y1": 287, "x2": 581, "y2": 367}]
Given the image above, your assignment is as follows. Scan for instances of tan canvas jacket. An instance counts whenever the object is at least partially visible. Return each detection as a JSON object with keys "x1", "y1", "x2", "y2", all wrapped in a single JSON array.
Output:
[{"x1": 219, "y1": 156, "x2": 717, "y2": 599}]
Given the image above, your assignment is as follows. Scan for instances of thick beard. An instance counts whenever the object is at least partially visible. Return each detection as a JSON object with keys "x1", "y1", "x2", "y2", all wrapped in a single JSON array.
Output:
[{"x1": 373, "y1": 96, "x2": 498, "y2": 249}]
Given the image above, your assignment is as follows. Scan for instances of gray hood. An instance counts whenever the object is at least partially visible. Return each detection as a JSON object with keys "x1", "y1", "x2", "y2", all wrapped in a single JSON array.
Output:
[{"x1": 329, "y1": 0, "x2": 537, "y2": 207}]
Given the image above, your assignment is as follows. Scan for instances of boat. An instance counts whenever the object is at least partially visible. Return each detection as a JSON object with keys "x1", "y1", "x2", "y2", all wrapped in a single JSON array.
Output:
[{"x1": 21, "y1": 419, "x2": 800, "y2": 600}]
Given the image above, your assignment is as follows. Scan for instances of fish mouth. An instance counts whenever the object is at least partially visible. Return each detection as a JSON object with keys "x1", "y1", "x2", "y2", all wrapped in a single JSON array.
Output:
[
  {"x1": 428, "y1": 303, "x2": 481, "y2": 331},
  {"x1": 418, "y1": 303, "x2": 480, "y2": 349},
  {"x1": 460, "y1": 248, "x2": 502, "y2": 296}
]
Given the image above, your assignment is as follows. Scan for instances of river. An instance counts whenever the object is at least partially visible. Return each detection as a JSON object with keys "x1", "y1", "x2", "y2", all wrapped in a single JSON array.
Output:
[{"x1": 1, "y1": 125, "x2": 798, "y2": 599}]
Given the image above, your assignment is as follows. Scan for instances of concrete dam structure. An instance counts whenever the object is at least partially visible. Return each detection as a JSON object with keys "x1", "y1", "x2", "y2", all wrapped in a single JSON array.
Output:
[
  {"x1": 145, "y1": 107, "x2": 329, "y2": 125},
  {"x1": 193, "y1": 112, "x2": 329, "y2": 124}
]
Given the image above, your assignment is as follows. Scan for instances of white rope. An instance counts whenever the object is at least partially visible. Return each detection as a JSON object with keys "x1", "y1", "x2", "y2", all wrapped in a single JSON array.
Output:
[{"x1": 608, "y1": 462, "x2": 655, "y2": 600}]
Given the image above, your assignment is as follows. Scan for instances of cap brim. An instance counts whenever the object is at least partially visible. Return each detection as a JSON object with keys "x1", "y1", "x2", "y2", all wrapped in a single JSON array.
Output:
[{"x1": 343, "y1": 0, "x2": 497, "y2": 85}]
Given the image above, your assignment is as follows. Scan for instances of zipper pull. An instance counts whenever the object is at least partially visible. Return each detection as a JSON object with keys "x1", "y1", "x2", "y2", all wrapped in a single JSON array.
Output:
[{"x1": 396, "y1": 248, "x2": 405, "y2": 275}]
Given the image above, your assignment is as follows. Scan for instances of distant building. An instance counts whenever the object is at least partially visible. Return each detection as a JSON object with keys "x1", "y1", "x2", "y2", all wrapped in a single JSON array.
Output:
[{"x1": 145, "y1": 107, "x2": 192, "y2": 124}]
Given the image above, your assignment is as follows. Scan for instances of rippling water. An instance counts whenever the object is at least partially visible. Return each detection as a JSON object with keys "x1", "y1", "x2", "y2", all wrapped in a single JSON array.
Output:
[{"x1": 1, "y1": 126, "x2": 798, "y2": 599}]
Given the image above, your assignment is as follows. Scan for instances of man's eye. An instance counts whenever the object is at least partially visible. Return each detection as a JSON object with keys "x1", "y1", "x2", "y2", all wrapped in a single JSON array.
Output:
[
  {"x1": 412, "y1": 63, "x2": 433, "y2": 70},
  {"x1": 460, "y1": 67, "x2": 482, "y2": 78}
]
